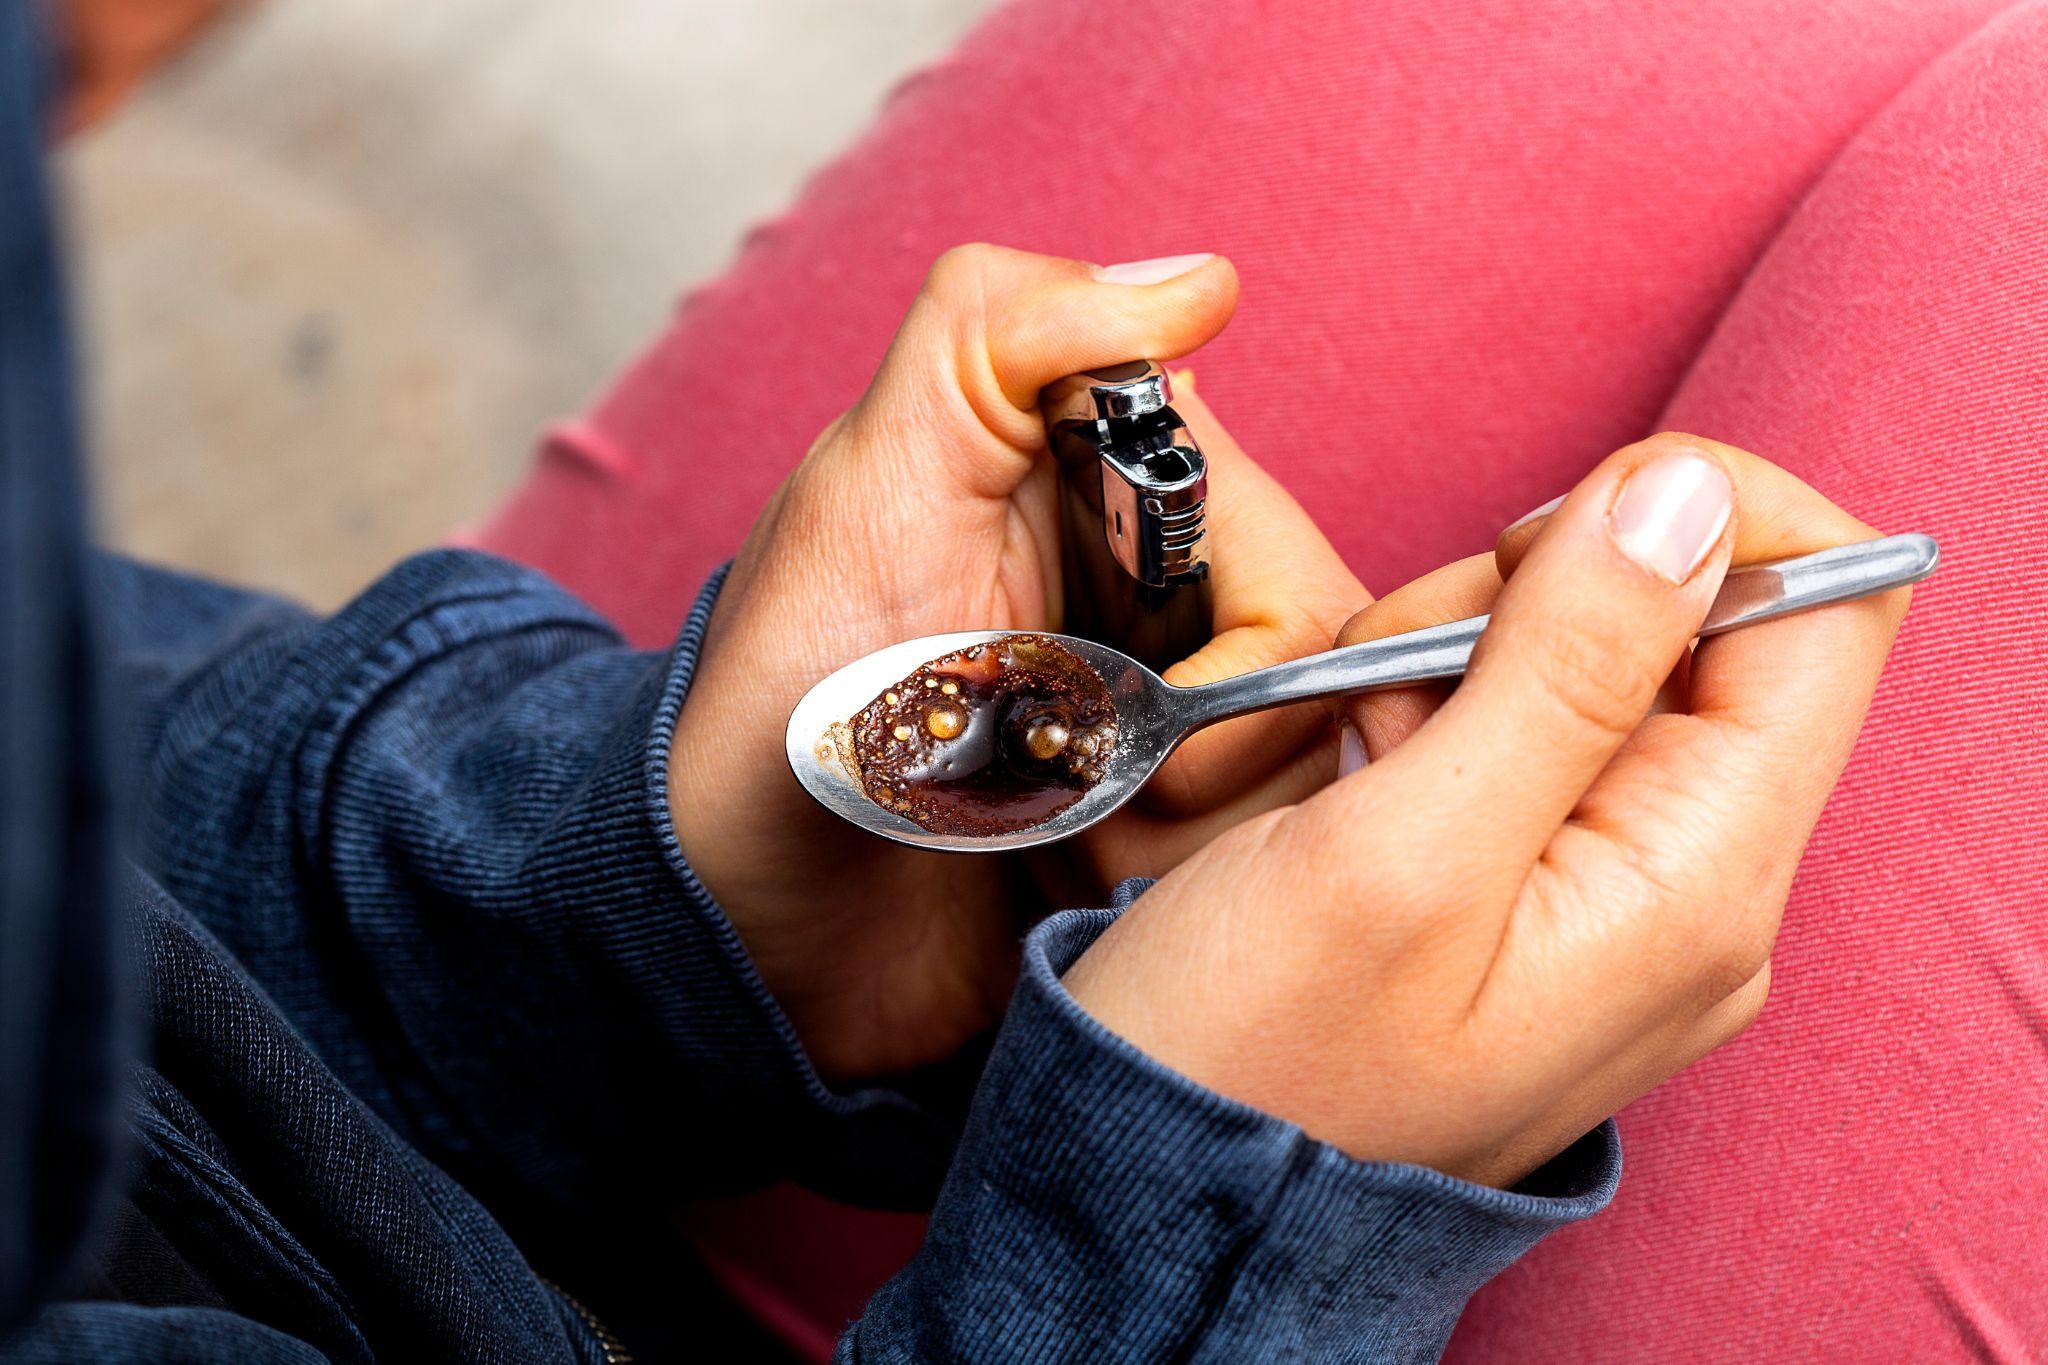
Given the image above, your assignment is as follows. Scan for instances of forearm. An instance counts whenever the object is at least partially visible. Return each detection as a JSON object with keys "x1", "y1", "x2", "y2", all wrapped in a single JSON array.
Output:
[{"x1": 102, "y1": 552, "x2": 951, "y2": 1210}]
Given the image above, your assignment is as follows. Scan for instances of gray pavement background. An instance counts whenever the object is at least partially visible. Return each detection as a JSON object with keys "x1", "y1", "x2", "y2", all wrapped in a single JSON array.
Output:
[{"x1": 60, "y1": 0, "x2": 996, "y2": 605}]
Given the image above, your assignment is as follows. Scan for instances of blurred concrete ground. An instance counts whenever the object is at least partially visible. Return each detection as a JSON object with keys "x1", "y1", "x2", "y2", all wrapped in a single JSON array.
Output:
[{"x1": 58, "y1": 0, "x2": 996, "y2": 607}]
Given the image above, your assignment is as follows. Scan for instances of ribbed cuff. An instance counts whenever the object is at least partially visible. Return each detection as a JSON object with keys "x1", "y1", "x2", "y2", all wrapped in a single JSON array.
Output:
[
  {"x1": 635, "y1": 566, "x2": 961, "y2": 1204},
  {"x1": 850, "y1": 890, "x2": 1619, "y2": 1361}
]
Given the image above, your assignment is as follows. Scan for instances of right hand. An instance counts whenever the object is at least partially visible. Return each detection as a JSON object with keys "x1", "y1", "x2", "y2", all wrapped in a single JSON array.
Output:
[{"x1": 1063, "y1": 434, "x2": 1913, "y2": 1187}]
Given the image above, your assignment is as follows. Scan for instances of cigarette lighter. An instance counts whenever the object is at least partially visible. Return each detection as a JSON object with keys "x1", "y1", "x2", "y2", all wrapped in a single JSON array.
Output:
[{"x1": 1039, "y1": 360, "x2": 1214, "y2": 671}]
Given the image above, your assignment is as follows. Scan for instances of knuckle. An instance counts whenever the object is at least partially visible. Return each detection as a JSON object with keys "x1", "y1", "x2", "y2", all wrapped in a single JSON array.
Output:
[
  {"x1": 923, "y1": 243, "x2": 1002, "y2": 299},
  {"x1": 1336, "y1": 555, "x2": 1496, "y2": 649},
  {"x1": 1723, "y1": 965, "x2": 1773, "y2": 1035},
  {"x1": 1339, "y1": 595, "x2": 1453, "y2": 650},
  {"x1": 1601, "y1": 828, "x2": 1778, "y2": 1005},
  {"x1": 1284, "y1": 601, "x2": 1345, "y2": 650},
  {"x1": 1334, "y1": 605, "x2": 1382, "y2": 649},
  {"x1": 1699, "y1": 932, "x2": 1774, "y2": 1007},
  {"x1": 1524, "y1": 612, "x2": 1651, "y2": 742},
  {"x1": 1664, "y1": 884, "x2": 1779, "y2": 1005},
  {"x1": 1183, "y1": 614, "x2": 1328, "y2": 683}
]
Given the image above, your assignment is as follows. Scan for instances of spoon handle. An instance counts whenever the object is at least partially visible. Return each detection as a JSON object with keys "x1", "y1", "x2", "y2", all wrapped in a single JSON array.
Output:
[{"x1": 1173, "y1": 532, "x2": 1939, "y2": 731}]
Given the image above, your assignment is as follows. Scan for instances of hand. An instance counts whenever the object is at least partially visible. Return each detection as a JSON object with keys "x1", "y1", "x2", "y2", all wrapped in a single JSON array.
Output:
[
  {"x1": 1063, "y1": 434, "x2": 1912, "y2": 1187},
  {"x1": 668, "y1": 246, "x2": 1364, "y2": 1082}
]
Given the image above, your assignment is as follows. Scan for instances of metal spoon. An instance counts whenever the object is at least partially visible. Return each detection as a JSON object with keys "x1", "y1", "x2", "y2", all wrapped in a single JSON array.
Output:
[{"x1": 787, "y1": 532, "x2": 1938, "y2": 853}]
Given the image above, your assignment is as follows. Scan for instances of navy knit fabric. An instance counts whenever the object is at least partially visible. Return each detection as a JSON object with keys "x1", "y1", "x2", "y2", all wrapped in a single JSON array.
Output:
[
  {"x1": 2, "y1": 550, "x2": 1616, "y2": 1361},
  {"x1": 845, "y1": 892, "x2": 1619, "y2": 1362}
]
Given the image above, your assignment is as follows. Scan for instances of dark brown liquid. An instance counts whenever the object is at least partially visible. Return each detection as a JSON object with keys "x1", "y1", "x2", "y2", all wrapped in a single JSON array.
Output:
[{"x1": 848, "y1": 635, "x2": 1118, "y2": 836}]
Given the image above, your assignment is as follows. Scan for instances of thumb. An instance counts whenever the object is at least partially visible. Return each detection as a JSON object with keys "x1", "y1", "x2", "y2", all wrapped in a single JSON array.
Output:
[
  {"x1": 844, "y1": 244, "x2": 1238, "y2": 494},
  {"x1": 1301, "y1": 434, "x2": 1737, "y2": 896}
]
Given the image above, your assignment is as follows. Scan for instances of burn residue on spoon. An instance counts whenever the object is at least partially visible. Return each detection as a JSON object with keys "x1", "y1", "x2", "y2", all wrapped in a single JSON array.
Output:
[{"x1": 844, "y1": 634, "x2": 1118, "y2": 836}]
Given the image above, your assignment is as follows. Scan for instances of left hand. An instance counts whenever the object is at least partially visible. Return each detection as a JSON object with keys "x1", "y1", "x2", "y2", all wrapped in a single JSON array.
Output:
[{"x1": 668, "y1": 245, "x2": 1365, "y2": 1083}]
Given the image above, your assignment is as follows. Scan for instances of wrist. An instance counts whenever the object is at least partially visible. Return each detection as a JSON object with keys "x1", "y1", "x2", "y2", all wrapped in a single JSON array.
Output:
[{"x1": 1061, "y1": 877, "x2": 1555, "y2": 1191}]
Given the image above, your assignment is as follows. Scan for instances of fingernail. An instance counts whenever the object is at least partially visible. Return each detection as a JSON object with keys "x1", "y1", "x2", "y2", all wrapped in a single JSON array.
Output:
[
  {"x1": 1607, "y1": 449, "x2": 1733, "y2": 583},
  {"x1": 1505, "y1": 494, "x2": 1564, "y2": 534},
  {"x1": 1338, "y1": 721, "x2": 1368, "y2": 778},
  {"x1": 1092, "y1": 253, "x2": 1215, "y2": 286}
]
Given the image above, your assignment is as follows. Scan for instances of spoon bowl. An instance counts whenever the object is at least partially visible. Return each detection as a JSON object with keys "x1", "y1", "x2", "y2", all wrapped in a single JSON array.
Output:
[
  {"x1": 786, "y1": 630, "x2": 1183, "y2": 852},
  {"x1": 786, "y1": 533, "x2": 1940, "y2": 853}
]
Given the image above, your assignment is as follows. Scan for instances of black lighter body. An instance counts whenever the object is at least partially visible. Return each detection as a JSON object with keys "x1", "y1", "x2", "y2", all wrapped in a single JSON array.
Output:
[{"x1": 1039, "y1": 360, "x2": 1214, "y2": 671}]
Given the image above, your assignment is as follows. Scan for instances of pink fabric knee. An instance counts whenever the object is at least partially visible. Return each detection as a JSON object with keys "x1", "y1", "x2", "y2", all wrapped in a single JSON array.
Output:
[
  {"x1": 1450, "y1": 4, "x2": 2048, "y2": 1356},
  {"x1": 475, "y1": 0, "x2": 2045, "y2": 1355}
]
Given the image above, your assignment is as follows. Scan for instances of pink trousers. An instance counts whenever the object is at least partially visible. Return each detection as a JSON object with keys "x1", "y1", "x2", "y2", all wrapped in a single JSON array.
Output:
[{"x1": 477, "y1": 1, "x2": 2048, "y2": 1356}]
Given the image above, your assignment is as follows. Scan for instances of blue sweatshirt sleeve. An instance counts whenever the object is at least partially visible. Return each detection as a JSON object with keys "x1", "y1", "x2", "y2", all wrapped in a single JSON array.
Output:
[
  {"x1": 838, "y1": 890, "x2": 1621, "y2": 1362},
  {"x1": 98, "y1": 550, "x2": 955, "y2": 1216}
]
